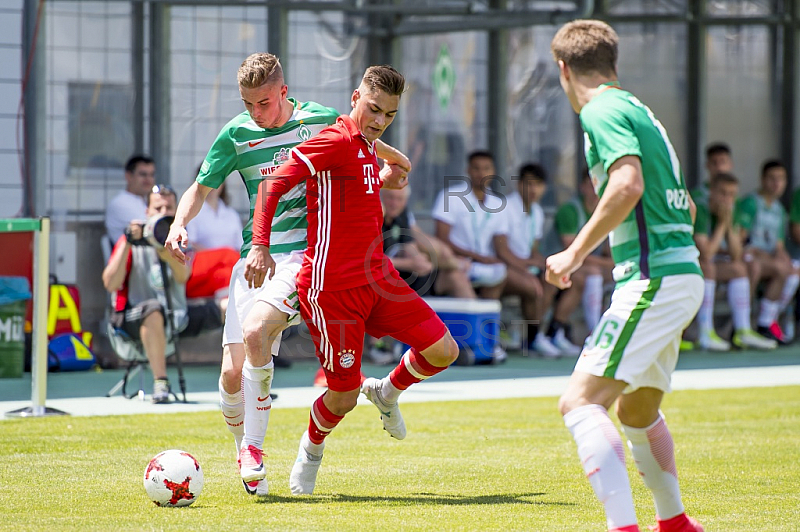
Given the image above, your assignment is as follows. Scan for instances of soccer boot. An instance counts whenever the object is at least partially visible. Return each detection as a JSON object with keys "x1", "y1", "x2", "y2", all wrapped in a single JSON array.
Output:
[
  {"x1": 732, "y1": 328, "x2": 777, "y2": 350},
  {"x1": 757, "y1": 322, "x2": 789, "y2": 346},
  {"x1": 532, "y1": 332, "x2": 561, "y2": 358},
  {"x1": 648, "y1": 513, "x2": 704, "y2": 532},
  {"x1": 697, "y1": 330, "x2": 730, "y2": 351},
  {"x1": 242, "y1": 479, "x2": 269, "y2": 496},
  {"x1": 552, "y1": 328, "x2": 582, "y2": 357},
  {"x1": 239, "y1": 445, "x2": 266, "y2": 483},
  {"x1": 361, "y1": 377, "x2": 407, "y2": 440},
  {"x1": 289, "y1": 432, "x2": 324, "y2": 495}
]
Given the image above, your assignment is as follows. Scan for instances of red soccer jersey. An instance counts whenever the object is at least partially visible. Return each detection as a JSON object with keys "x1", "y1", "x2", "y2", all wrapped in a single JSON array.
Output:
[{"x1": 252, "y1": 115, "x2": 390, "y2": 291}]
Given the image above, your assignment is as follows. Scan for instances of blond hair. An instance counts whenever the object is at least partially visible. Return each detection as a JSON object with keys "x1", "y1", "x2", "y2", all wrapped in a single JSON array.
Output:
[
  {"x1": 361, "y1": 65, "x2": 405, "y2": 96},
  {"x1": 551, "y1": 20, "x2": 618, "y2": 76},
  {"x1": 237, "y1": 53, "x2": 284, "y2": 89}
]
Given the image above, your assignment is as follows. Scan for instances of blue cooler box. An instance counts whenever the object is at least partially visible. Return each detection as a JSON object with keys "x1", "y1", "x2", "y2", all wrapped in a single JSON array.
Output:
[{"x1": 424, "y1": 297, "x2": 501, "y2": 364}]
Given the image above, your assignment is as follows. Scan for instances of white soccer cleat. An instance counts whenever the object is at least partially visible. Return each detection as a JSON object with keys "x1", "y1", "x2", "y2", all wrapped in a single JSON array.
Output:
[
  {"x1": 552, "y1": 329, "x2": 582, "y2": 357},
  {"x1": 532, "y1": 332, "x2": 561, "y2": 358},
  {"x1": 361, "y1": 377, "x2": 407, "y2": 440},
  {"x1": 242, "y1": 478, "x2": 269, "y2": 497},
  {"x1": 698, "y1": 330, "x2": 730, "y2": 352},
  {"x1": 289, "y1": 432, "x2": 324, "y2": 495},
  {"x1": 239, "y1": 445, "x2": 266, "y2": 483},
  {"x1": 732, "y1": 328, "x2": 777, "y2": 350}
]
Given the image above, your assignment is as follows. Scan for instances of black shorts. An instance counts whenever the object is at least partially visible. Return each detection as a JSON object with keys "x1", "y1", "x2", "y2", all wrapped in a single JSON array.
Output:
[{"x1": 110, "y1": 299, "x2": 164, "y2": 341}]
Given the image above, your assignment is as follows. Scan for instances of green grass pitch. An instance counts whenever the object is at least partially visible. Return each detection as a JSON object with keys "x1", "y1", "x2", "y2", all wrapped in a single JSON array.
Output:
[{"x1": 1, "y1": 386, "x2": 798, "y2": 531}]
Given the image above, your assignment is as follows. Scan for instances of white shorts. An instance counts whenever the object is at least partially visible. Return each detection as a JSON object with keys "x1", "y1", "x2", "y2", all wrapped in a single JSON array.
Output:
[
  {"x1": 469, "y1": 262, "x2": 507, "y2": 287},
  {"x1": 222, "y1": 251, "x2": 304, "y2": 347},
  {"x1": 575, "y1": 274, "x2": 703, "y2": 394}
]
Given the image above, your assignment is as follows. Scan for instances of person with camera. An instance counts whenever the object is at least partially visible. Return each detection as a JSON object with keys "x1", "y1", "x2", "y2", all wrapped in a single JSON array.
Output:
[{"x1": 102, "y1": 185, "x2": 192, "y2": 404}]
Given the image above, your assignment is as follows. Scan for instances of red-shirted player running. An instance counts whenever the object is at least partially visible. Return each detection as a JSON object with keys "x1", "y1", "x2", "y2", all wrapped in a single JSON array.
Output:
[{"x1": 247, "y1": 65, "x2": 459, "y2": 495}]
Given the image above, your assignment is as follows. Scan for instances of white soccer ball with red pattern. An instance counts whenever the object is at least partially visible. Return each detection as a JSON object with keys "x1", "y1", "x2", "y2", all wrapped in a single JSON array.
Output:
[{"x1": 143, "y1": 449, "x2": 204, "y2": 507}]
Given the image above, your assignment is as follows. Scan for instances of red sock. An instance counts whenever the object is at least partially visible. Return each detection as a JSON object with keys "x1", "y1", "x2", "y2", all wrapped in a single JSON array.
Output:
[
  {"x1": 307, "y1": 394, "x2": 344, "y2": 445},
  {"x1": 388, "y1": 348, "x2": 448, "y2": 391}
]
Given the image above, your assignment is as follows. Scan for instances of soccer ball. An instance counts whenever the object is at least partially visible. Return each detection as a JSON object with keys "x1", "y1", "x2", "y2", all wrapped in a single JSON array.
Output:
[{"x1": 143, "y1": 449, "x2": 204, "y2": 507}]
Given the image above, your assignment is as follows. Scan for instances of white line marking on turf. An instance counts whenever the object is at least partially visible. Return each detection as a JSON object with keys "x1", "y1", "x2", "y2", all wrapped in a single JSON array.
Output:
[{"x1": 2, "y1": 365, "x2": 799, "y2": 418}]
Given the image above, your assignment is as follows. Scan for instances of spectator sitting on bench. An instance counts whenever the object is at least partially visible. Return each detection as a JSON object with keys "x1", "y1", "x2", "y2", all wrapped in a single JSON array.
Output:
[
  {"x1": 104, "y1": 154, "x2": 156, "y2": 244},
  {"x1": 691, "y1": 142, "x2": 734, "y2": 206},
  {"x1": 738, "y1": 160, "x2": 800, "y2": 344},
  {"x1": 381, "y1": 186, "x2": 476, "y2": 299},
  {"x1": 491, "y1": 162, "x2": 559, "y2": 357},
  {"x1": 693, "y1": 173, "x2": 776, "y2": 351},
  {"x1": 102, "y1": 185, "x2": 192, "y2": 403},
  {"x1": 432, "y1": 151, "x2": 510, "y2": 299}
]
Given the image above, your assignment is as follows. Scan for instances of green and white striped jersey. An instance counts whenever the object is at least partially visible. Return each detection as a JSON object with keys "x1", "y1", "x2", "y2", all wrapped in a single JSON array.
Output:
[
  {"x1": 737, "y1": 193, "x2": 787, "y2": 253},
  {"x1": 197, "y1": 98, "x2": 339, "y2": 258},
  {"x1": 581, "y1": 84, "x2": 701, "y2": 285}
]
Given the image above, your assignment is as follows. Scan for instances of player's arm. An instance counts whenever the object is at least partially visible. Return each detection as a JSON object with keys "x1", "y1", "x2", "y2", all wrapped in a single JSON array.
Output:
[
  {"x1": 546, "y1": 155, "x2": 643, "y2": 288},
  {"x1": 156, "y1": 245, "x2": 193, "y2": 284},
  {"x1": 374, "y1": 140, "x2": 411, "y2": 172},
  {"x1": 166, "y1": 181, "x2": 213, "y2": 264},
  {"x1": 102, "y1": 236, "x2": 133, "y2": 293},
  {"x1": 247, "y1": 161, "x2": 308, "y2": 288},
  {"x1": 726, "y1": 225, "x2": 744, "y2": 262}
]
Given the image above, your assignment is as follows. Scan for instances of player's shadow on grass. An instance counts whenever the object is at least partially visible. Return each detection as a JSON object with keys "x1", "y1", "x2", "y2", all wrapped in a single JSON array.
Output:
[{"x1": 260, "y1": 492, "x2": 574, "y2": 507}]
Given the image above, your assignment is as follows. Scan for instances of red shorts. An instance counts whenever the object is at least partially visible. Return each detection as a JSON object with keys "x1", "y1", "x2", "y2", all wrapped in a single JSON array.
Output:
[{"x1": 298, "y1": 270, "x2": 447, "y2": 392}]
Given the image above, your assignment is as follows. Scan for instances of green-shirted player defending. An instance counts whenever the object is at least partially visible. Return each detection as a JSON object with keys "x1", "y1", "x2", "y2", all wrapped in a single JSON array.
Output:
[
  {"x1": 165, "y1": 53, "x2": 410, "y2": 497},
  {"x1": 737, "y1": 159, "x2": 799, "y2": 344},
  {"x1": 547, "y1": 21, "x2": 704, "y2": 532}
]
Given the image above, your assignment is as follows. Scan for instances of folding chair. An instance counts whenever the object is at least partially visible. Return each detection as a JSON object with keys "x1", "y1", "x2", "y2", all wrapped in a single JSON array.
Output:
[{"x1": 105, "y1": 320, "x2": 182, "y2": 401}]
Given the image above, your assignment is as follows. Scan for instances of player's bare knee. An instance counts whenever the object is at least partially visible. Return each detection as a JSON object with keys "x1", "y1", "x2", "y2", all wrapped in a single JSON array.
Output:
[
  {"x1": 730, "y1": 260, "x2": 747, "y2": 278},
  {"x1": 443, "y1": 334, "x2": 459, "y2": 363},
  {"x1": 558, "y1": 394, "x2": 575, "y2": 417},
  {"x1": 700, "y1": 258, "x2": 716, "y2": 278},
  {"x1": 327, "y1": 391, "x2": 359, "y2": 416},
  {"x1": 615, "y1": 401, "x2": 657, "y2": 428},
  {"x1": 220, "y1": 366, "x2": 242, "y2": 392}
]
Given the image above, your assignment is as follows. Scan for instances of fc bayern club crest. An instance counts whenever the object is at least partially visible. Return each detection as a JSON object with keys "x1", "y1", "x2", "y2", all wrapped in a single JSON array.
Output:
[{"x1": 337, "y1": 349, "x2": 356, "y2": 369}]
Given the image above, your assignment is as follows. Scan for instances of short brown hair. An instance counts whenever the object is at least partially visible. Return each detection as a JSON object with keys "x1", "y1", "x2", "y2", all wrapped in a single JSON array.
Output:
[
  {"x1": 237, "y1": 53, "x2": 284, "y2": 89},
  {"x1": 361, "y1": 65, "x2": 405, "y2": 96},
  {"x1": 551, "y1": 19, "x2": 618, "y2": 77},
  {"x1": 710, "y1": 172, "x2": 739, "y2": 188}
]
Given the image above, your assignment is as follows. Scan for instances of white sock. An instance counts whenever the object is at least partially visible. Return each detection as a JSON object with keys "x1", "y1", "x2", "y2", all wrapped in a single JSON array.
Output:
[
  {"x1": 242, "y1": 360, "x2": 274, "y2": 450},
  {"x1": 301, "y1": 430, "x2": 324, "y2": 456},
  {"x1": 564, "y1": 404, "x2": 637, "y2": 530},
  {"x1": 757, "y1": 299, "x2": 780, "y2": 327},
  {"x1": 779, "y1": 274, "x2": 799, "y2": 313},
  {"x1": 219, "y1": 376, "x2": 244, "y2": 452},
  {"x1": 623, "y1": 415, "x2": 685, "y2": 520},
  {"x1": 583, "y1": 274, "x2": 604, "y2": 331},
  {"x1": 698, "y1": 280, "x2": 716, "y2": 336},
  {"x1": 380, "y1": 376, "x2": 403, "y2": 404},
  {"x1": 728, "y1": 277, "x2": 752, "y2": 331}
]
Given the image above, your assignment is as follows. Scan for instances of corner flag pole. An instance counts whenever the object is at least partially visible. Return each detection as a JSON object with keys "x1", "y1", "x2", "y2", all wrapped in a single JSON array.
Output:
[{"x1": 6, "y1": 217, "x2": 68, "y2": 417}]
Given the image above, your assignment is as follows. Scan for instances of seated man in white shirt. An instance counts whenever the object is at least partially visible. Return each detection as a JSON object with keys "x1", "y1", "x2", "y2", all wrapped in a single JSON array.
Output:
[
  {"x1": 105, "y1": 154, "x2": 156, "y2": 244},
  {"x1": 494, "y1": 163, "x2": 581, "y2": 357},
  {"x1": 433, "y1": 151, "x2": 543, "y2": 358}
]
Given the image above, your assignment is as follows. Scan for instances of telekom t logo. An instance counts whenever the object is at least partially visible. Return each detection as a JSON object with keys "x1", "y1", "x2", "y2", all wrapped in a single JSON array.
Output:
[{"x1": 363, "y1": 164, "x2": 380, "y2": 194}]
